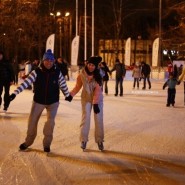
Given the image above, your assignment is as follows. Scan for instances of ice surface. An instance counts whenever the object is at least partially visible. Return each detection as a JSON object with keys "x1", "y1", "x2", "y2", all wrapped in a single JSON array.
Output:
[{"x1": 0, "y1": 79, "x2": 185, "y2": 185}]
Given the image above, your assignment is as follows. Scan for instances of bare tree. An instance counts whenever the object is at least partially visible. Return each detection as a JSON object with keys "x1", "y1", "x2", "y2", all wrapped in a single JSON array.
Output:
[
  {"x1": 0, "y1": 0, "x2": 53, "y2": 61},
  {"x1": 161, "y1": 1, "x2": 185, "y2": 59}
]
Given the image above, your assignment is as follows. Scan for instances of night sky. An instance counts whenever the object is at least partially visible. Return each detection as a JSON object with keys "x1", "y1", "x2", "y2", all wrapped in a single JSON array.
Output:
[{"x1": 45, "y1": 0, "x2": 182, "y2": 40}]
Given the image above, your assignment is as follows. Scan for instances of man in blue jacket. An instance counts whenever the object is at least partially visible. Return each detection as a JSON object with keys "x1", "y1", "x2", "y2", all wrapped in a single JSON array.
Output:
[{"x1": 9, "y1": 49, "x2": 72, "y2": 153}]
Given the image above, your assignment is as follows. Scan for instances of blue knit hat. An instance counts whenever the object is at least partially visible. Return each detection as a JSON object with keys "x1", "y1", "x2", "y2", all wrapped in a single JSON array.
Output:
[{"x1": 43, "y1": 49, "x2": 55, "y2": 61}]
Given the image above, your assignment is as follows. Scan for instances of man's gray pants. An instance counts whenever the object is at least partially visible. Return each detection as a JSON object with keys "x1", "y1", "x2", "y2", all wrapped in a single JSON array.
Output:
[{"x1": 24, "y1": 101, "x2": 59, "y2": 148}]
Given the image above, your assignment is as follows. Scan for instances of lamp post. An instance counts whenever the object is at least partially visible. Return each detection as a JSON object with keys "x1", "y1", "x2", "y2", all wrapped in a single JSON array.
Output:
[
  {"x1": 57, "y1": 17, "x2": 62, "y2": 57},
  {"x1": 92, "y1": 0, "x2": 94, "y2": 56},
  {"x1": 50, "y1": 11, "x2": 70, "y2": 58},
  {"x1": 159, "y1": 0, "x2": 162, "y2": 68},
  {"x1": 84, "y1": 0, "x2": 87, "y2": 60}
]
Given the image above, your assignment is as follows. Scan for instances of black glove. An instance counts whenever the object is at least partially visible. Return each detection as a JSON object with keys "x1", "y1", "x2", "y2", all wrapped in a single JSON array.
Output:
[
  {"x1": 9, "y1": 93, "x2": 16, "y2": 101},
  {"x1": 93, "y1": 104, "x2": 100, "y2": 114},
  {"x1": 65, "y1": 95, "x2": 73, "y2": 102}
]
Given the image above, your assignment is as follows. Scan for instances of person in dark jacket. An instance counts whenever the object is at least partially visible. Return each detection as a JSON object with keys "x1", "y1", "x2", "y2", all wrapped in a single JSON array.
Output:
[
  {"x1": 110, "y1": 58, "x2": 126, "y2": 96},
  {"x1": 11, "y1": 58, "x2": 19, "y2": 85},
  {"x1": 163, "y1": 72, "x2": 180, "y2": 107},
  {"x1": 56, "y1": 57, "x2": 69, "y2": 80},
  {"x1": 0, "y1": 51, "x2": 14, "y2": 111},
  {"x1": 141, "y1": 61, "x2": 151, "y2": 90},
  {"x1": 100, "y1": 61, "x2": 110, "y2": 94},
  {"x1": 173, "y1": 64, "x2": 178, "y2": 79},
  {"x1": 9, "y1": 49, "x2": 73, "y2": 153}
]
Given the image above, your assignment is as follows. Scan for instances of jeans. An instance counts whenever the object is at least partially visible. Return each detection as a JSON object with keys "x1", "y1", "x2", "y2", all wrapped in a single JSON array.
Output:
[
  {"x1": 115, "y1": 77, "x2": 123, "y2": 95},
  {"x1": 133, "y1": 78, "x2": 139, "y2": 88},
  {"x1": 143, "y1": 75, "x2": 151, "y2": 89},
  {"x1": 167, "y1": 88, "x2": 176, "y2": 105},
  {"x1": 103, "y1": 80, "x2": 108, "y2": 94}
]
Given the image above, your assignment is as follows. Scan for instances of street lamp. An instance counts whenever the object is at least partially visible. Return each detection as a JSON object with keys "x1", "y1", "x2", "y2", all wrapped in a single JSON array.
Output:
[
  {"x1": 159, "y1": 0, "x2": 162, "y2": 67},
  {"x1": 50, "y1": 11, "x2": 70, "y2": 58},
  {"x1": 57, "y1": 17, "x2": 62, "y2": 57}
]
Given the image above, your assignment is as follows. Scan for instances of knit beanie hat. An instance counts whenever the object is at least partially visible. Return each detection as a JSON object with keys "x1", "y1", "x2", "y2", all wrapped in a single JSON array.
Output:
[
  {"x1": 88, "y1": 56, "x2": 102, "y2": 68},
  {"x1": 43, "y1": 49, "x2": 55, "y2": 61}
]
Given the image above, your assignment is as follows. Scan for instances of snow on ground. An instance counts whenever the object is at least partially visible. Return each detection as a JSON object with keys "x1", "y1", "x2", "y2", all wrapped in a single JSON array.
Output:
[{"x1": 0, "y1": 79, "x2": 185, "y2": 185}]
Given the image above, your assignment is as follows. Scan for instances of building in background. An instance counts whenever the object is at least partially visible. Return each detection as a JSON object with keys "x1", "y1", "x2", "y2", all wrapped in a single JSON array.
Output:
[{"x1": 98, "y1": 39, "x2": 152, "y2": 67}]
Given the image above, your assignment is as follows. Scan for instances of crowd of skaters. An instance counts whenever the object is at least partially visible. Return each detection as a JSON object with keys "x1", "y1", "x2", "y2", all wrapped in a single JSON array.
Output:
[
  {"x1": 1, "y1": 48, "x2": 185, "y2": 113},
  {"x1": 12, "y1": 57, "x2": 69, "y2": 86},
  {"x1": 1, "y1": 49, "x2": 185, "y2": 108},
  {"x1": 1, "y1": 48, "x2": 185, "y2": 153},
  {"x1": 7, "y1": 54, "x2": 185, "y2": 96}
]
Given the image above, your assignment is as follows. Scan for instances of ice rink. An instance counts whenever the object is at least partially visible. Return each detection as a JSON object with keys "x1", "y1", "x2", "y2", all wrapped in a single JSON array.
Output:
[{"x1": 0, "y1": 79, "x2": 185, "y2": 185}]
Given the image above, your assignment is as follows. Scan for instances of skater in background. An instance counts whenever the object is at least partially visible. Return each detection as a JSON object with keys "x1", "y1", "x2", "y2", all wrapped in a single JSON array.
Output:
[
  {"x1": 11, "y1": 58, "x2": 19, "y2": 85},
  {"x1": 18, "y1": 60, "x2": 25, "y2": 79},
  {"x1": 179, "y1": 65, "x2": 185, "y2": 82},
  {"x1": 9, "y1": 49, "x2": 72, "y2": 153},
  {"x1": 141, "y1": 61, "x2": 151, "y2": 90},
  {"x1": 31, "y1": 59, "x2": 40, "y2": 71},
  {"x1": 167, "y1": 60, "x2": 173, "y2": 77},
  {"x1": 110, "y1": 58, "x2": 126, "y2": 96},
  {"x1": 178, "y1": 64, "x2": 183, "y2": 77},
  {"x1": 56, "y1": 57, "x2": 69, "y2": 81},
  {"x1": 163, "y1": 72, "x2": 179, "y2": 107},
  {"x1": 68, "y1": 56, "x2": 104, "y2": 151},
  {"x1": 100, "y1": 61, "x2": 110, "y2": 95},
  {"x1": 178, "y1": 65, "x2": 185, "y2": 105},
  {"x1": 173, "y1": 64, "x2": 178, "y2": 79},
  {"x1": 0, "y1": 51, "x2": 14, "y2": 111},
  {"x1": 132, "y1": 61, "x2": 141, "y2": 89}
]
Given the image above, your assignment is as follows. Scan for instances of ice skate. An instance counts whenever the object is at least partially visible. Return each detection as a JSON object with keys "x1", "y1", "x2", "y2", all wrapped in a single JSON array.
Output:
[
  {"x1": 19, "y1": 143, "x2": 28, "y2": 151},
  {"x1": 3, "y1": 107, "x2": 8, "y2": 112},
  {"x1": 98, "y1": 142, "x2": 104, "y2": 151},
  {"x1": 81, "y1": 141, "x2": 87, "y2": 151},
  {"x1": 44, "y1": 147, "x2": 50, "y2": 153}
]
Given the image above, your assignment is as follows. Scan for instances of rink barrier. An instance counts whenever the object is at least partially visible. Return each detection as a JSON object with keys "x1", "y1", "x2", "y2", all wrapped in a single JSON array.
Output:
[{"x1": 68, "y1": 68, "x2": 169, "y2": 81}]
